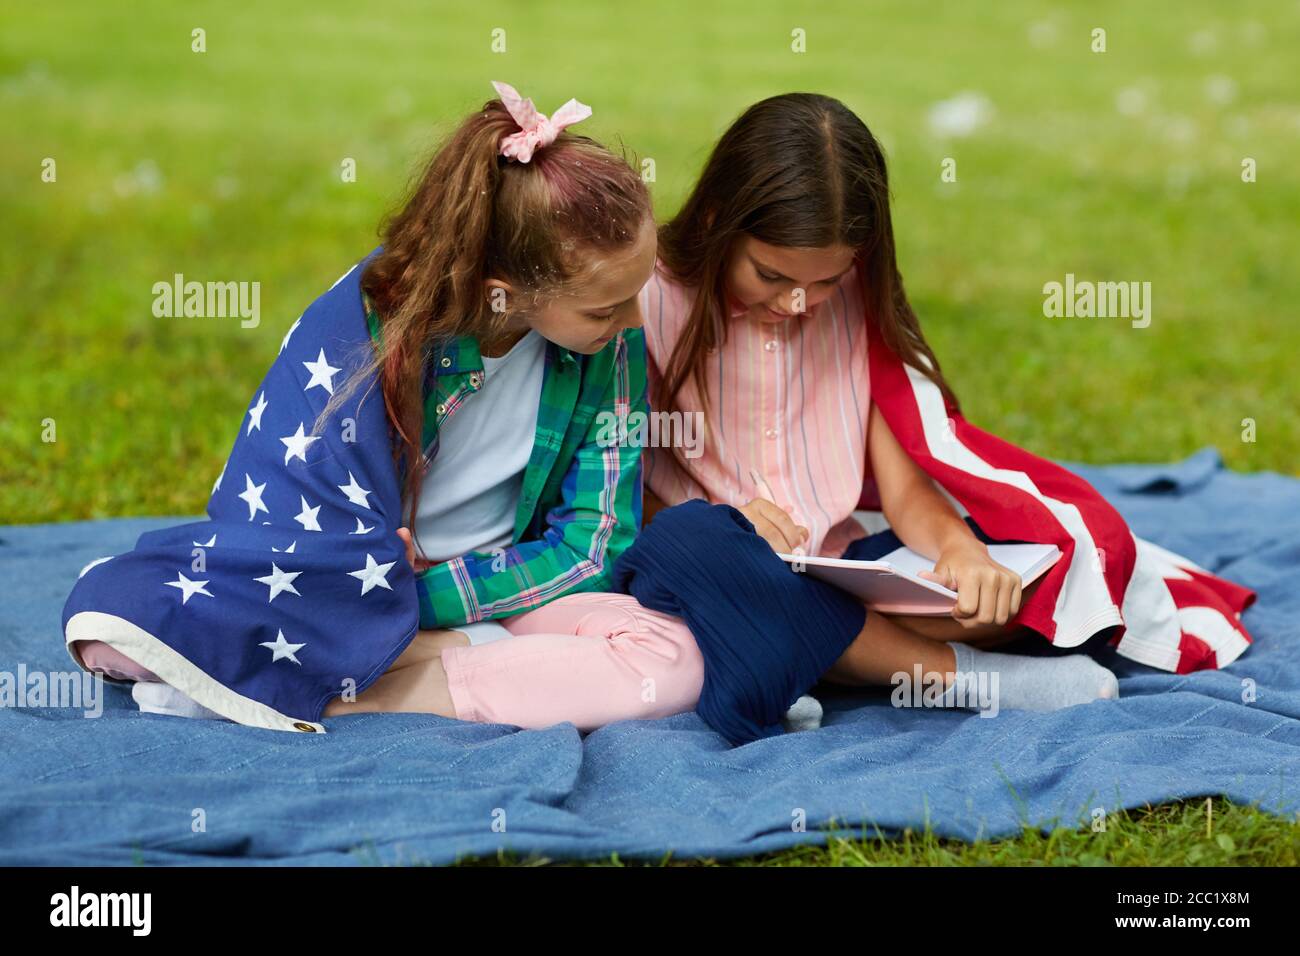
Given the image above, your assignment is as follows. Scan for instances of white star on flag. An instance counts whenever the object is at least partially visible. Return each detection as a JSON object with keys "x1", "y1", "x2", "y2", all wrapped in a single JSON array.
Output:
[
  {"x1": 338, "y1": 471, "x2": 372, "y2": 508},
  {"x1": 246, "y1": 391, "x2": 269, "y2": 435},
  {"x1": 271, "y1": 541, "x2": 297, "y2": 553},
  {"x1": 260, "y1": 629, "x2": 305, "y2": 665},
  {"x1": 348, "y1": 553, "x2": 396, "y2": 595},
  {"x1": 254, "y1": 563, "x2": 303, "y2": 602},
  {"x1": 279, "y1": 316, "x2": 301, "y2": 353},
  {"x1": 280, "y1": 422, "x2": 321, "y2": 465},
  {"x1": 350, "y1": 517, "x2": 374, "y2": 535},
  {"x1": 238, "y1": 474, "x2": 269, "y2": 521},
  {"x1": 212, "y1": 463, "x2": 226, "y2": 494},
  {"x1": 303, "y1": 348, "x2": 341, "y2": 395},
  {"x1": 193, "y1": 534, "x2": 217, "y2": 547},
  {"x1": 294, "y1": 495, "x2": 323, "y2": 532},
  {"x1": 166, "y1": 572, "x2": 213, "y2": 604}
]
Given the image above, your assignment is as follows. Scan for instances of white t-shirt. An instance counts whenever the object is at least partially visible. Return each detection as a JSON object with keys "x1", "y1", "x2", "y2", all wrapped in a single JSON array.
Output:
[{"x1": 411, "y1": 330, "x2": 546, "y2": 644}]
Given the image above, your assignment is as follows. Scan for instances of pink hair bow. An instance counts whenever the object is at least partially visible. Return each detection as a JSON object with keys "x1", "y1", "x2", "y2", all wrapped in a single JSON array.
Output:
[{"x1": 491, "y1": 80, "x2": 592, "y2": 163}]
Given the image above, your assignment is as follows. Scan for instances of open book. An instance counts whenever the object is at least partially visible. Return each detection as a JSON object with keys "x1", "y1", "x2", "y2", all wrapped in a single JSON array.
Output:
[{"x1": 776, "y1": 543, "x2": 1062, "y2": 615}]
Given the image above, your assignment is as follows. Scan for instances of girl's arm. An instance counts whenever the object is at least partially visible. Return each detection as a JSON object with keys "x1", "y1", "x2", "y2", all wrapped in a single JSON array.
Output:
[
  {"x1": 411, "y1": 331, "x2": 648, "y2": 629},
  {"x1": 866, "y1": 401, "x2": 1023, "y2": 627}
]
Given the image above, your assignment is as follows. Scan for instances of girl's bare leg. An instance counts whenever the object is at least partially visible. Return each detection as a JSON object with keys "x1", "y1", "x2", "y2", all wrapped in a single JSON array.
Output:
[
  {"x1": 824, "y1": 576, "x2": 1044, "y2": 686},
  {"x1": 890, "y1": 614, "x2": 1029, "y2": 648},
  {"x1": 823, "y1": 612, "x2": 961, "y2": 687},
  {"x1": 823, "y1": 611, "x2": 1032, "y2": 687},
  {"x1": 322, "y1": 628, "x2": 467, "y2": 718}
]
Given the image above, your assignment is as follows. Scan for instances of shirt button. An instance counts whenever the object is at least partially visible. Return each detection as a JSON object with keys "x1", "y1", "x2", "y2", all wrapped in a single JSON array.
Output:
[
  {"x1": 765, "y1": 427, "x2": 778, "y2": 440},
  {"x1": 435, "y1": 403, "x2": 447, "y2": 416},
  {"x1": 440, "y1": 356, "x2": 452, "y2": 368},
  {"x1": 469, "y1": 372, "x2": 482, "y2": 388},
  {"x1": 764, "y1": 340, "x2": 779, "y2": 352}
]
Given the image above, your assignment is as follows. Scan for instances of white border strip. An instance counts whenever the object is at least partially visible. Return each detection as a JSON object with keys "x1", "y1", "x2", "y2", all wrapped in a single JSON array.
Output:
[
  {"x1": 66, "y1": 611, "x2": 326, "y2": 734},
  {"x1": 905, "y1": 365, "x2": 1125, "y2": 647}
]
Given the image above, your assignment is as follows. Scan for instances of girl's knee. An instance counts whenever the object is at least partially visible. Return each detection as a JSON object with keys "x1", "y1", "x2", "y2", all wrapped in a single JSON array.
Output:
[{"x1": 628, "y1": 616, "x2": 704, "y2": 716}]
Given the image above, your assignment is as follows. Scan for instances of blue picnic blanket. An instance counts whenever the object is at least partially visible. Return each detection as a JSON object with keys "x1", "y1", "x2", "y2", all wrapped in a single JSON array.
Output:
[{"x1": 0, "y1": 447, "x2": 1296, "y2": 865}]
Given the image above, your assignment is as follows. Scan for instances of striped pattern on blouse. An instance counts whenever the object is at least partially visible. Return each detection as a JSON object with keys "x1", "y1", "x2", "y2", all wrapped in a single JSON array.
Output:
[{"x1": 641, "y1": 262, "x2": 872, "y2": 558}]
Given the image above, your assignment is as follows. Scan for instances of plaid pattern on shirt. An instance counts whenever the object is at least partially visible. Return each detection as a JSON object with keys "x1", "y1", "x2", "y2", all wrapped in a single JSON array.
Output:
[{"x1": 365, "y1": 300, "x2": 646, "y2": 629}]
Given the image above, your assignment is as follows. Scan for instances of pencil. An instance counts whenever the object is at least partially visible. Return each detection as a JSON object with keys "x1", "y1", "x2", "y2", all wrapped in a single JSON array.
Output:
[
  {"x1": 751, "y1": 468, "x2": 812, "y2": 555},
  {"x1": 749, "y1": 468, "x2": 779, "y2": 503}
]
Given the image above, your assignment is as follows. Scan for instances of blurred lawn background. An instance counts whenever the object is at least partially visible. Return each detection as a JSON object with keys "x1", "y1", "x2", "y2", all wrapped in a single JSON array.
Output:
[
  {"x1": 2, "y1": 0, "x2": 1297, "y2": 524},
  {"x1": 1, "y1": 1, "x2": 1298, "y2": 865}
]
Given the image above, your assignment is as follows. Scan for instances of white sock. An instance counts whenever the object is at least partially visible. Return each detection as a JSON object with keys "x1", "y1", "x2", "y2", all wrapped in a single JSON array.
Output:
[
  {"x1": 942, "y1": 642, "x2": 1120, "y2": 713},
  {"x1": 781, "y1": 694, "x2": 824, "y2": 733},
  {"x1": 132, "y1": 681, "x2": 227, "y2": 721}
]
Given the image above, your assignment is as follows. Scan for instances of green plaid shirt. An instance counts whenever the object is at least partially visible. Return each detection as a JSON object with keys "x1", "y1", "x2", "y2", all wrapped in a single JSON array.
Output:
[{"x1": 365, "y1": 299, "x2": 646, "y2": 629}]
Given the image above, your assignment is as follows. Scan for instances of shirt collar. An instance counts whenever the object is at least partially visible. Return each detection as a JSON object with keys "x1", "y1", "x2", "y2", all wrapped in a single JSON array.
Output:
[
  {"x1": 429, "y1": 335, "x2": 483, "y2": 374},
  {"x1": 363, "y1": 289, "x2": 579, "y2": 376},
  {"x1": 430, "y1": 333, "x2": 579, "y2": 376}
]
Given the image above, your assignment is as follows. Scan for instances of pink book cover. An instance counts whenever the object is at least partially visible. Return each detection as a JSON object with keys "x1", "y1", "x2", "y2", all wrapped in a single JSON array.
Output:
[{"x1": 777, "y1": 544, "x2": 1062, "y2": 616}]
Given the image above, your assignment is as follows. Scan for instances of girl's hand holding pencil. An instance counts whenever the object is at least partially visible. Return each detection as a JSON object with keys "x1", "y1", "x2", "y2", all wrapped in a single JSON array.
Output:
[{"x1": 741, "y1": 469, "x2": 809, "y2": 554}]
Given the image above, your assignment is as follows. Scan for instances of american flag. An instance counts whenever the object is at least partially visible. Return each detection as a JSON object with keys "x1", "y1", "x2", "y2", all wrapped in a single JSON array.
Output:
[
  {"x1": 63, "y1": 252, "x2": 419, "y2": 733},
  {"x1": 862, "y1": 318, "x2": 1255, "y2": 673}
]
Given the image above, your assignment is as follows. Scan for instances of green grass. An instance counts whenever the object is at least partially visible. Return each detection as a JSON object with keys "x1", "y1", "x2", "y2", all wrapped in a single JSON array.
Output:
[
  {"x1": 2, "y1": 0, "x2": 1297, "y2": 865},
  {"x1": 346, "y1": 797, "x2": 1300, "y2": 866}
]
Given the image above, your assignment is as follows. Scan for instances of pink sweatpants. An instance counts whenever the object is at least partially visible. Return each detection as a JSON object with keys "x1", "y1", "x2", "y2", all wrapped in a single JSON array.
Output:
[{"x1": 442, "y1": 592, "x2": 704, "y2": 732}]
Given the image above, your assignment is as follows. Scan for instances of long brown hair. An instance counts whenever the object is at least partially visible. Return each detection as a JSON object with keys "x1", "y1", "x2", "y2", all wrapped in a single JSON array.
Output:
[
  {"x1": 657, "y1": 92, "x2": 957, "y2": 437},
  {"x1": 326, "y1": 95, "x2": 650, "y2": 532}
]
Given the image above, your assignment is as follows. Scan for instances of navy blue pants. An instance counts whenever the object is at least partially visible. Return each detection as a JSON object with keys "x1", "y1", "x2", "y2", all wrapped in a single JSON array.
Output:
[{"x1": 613, "y1": 500, "x2": 867, "y2": 745}]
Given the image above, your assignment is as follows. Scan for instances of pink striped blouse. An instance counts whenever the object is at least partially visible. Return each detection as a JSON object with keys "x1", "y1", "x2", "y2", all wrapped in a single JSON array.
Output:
[{"x1": 641, "y1": 262, "x2": 872, "y2": 558}]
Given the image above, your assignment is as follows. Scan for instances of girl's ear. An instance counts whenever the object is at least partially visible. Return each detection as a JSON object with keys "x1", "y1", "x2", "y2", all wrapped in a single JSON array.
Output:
[{"x1": 484, "y1": 278, "x2": 514, "y2": 317}]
